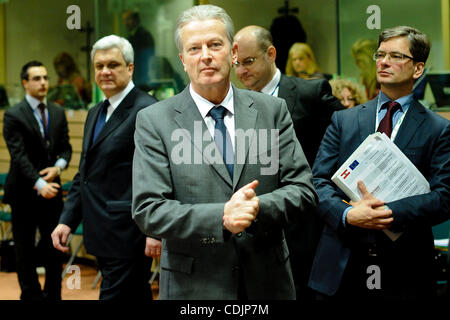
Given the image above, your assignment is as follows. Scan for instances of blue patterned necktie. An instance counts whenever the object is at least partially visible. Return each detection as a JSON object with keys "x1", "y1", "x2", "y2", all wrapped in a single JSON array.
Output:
[
  {"x1": 209, "y1": 106, "x2": 234, "y2": 179},
  {"x1": 92, "y1": 99, "x2": 110, "y2": 143}
]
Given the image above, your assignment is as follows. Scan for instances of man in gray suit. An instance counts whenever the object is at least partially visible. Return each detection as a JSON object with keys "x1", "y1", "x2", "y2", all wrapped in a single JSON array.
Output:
[
  {"x1": 234, "y1": 25, "x2": 343, "y2": 301},
  {"x1": 132, "y1": 4, "x2": 317, "y2": 300}
]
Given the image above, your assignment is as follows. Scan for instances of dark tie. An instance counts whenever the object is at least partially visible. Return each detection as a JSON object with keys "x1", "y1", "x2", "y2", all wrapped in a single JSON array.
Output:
[
  {"x1": 209, "y1": 106, "x2": 234, "y2": 179},
  {"x1": 37, "y1": 103, "x2": 48, "y2": 138},
  {"x1": 377, "y1": 101, "x2": 401, "y2": 138},
  {"x1": 92, "y1": 99, "x2": 110, "y2": 143}
]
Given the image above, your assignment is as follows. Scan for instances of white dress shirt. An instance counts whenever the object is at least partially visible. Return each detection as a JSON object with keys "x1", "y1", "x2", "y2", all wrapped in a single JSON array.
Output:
[
  {"x1": 26, "y1": 94, "x2": 68, "y2": 191},
  {"x1": 260, "y1": 68, "x2": 281, "y2": 97},
  {"x1": 189, "y1": 84, "x2": 235, "y2": 151},
  {"x1": 103, "y1": 80, "x2": 135, "y2": 122}
]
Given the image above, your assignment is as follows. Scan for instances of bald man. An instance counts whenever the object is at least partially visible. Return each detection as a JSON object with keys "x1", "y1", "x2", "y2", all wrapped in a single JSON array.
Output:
[{"x1": 234, "y1": 25, "x2": 343, "y2": 301}]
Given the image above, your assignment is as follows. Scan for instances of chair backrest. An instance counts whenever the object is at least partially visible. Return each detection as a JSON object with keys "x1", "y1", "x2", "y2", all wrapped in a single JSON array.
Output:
[{"x1": 0, "y1": 173, "x2": 7, "y2": 187}]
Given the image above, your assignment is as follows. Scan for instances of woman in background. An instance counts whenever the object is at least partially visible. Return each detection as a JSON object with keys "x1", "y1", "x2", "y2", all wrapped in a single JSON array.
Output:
[
  {"x1": 329, "y1": 78, "x2": 367, "y2": 108},
  {"x1": 285, "y1": 42, "x2": 324, "y2": 80},
  {"x1": 53, "y1": 52, "x2": 91, "y2": 104},
  {"x1": 351, "y1": 39, "x2": 379, "y2": 100}
]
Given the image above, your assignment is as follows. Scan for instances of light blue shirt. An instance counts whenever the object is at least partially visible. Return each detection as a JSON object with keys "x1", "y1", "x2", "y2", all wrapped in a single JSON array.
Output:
[
  {"x1": 341, "y1": 91, "x2": 414, "y2": 227},
  {"x1": 376, "y1": 91, "x2": 413, "y2": 129}
]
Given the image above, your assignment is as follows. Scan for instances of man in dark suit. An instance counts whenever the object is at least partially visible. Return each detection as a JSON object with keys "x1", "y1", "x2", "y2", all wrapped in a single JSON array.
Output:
[
  {"x1": 122, "y1": 10, "x2": 154, "y2": 89},
  {"x1": 51, "y1": 35, "x2": 158, "y2": 300},
  {"x1": 131, "y1": 4, "x2": 317, "y2": 299},
  {"x1": 309, "y1": 26, "x2": 450, "y2": 300},
  {"x1": 234, "y1": 25, "x2": 343, "y2": 301},
  {"x1": 3, "y1": 61, "x2": 72, "y2": 300}
]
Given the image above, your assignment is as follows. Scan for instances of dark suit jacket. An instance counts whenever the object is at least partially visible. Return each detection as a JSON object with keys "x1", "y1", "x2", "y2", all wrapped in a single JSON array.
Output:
[
  {"x1": 128, "y1": 26, "x2": 154, "y2": 87},
  {"x1": 278, "y1": 74, "x2": 343, "y2": 298},
  {"x1": 3, "y1": 100, "x2": 72, "y2": 204},
  {"x1": 132, "y1": 85, "x2": 317, "y2": 299},
  {"x1": 278, "y1": 74, "x2": 344, "y2": 167},
  {"x1": 59, "y1": 87, "x2": 157, "y2": 258},
  {"x1": 309, "y1": 97, "x2": 450, "y2": 297}
]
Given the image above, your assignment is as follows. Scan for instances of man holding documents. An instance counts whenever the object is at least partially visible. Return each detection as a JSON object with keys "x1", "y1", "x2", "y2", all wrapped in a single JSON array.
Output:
[{"x1": 309, "y1": 26, "x2": 450, "y2": 300}]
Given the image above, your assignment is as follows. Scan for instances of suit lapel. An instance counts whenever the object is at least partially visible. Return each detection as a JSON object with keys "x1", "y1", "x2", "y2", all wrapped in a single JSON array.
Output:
[
  {"x1": 89, "y1": 88, "x2": 138, "y2": 149},
  {"x1": 47, "y1": 103, "x2": 58, "y2": 149},
  {"x1": 232, "y1": 87, "x2": 257, "y2": 189},
  {"x1": 393, "y1": 100, "x2": 426, "y2": 149},
  {"x1": 174, "y1": 88, "x2": 233, "y2": 187},
  {"x1": 358, "y1": 98, "x2": 378, "y2": 143},
  {"x1": 83, "y1": 102, "x2": 101, "y2": 152},
  {"x1": 278, "y1": 75, "x2": 295, "y2": 114}
]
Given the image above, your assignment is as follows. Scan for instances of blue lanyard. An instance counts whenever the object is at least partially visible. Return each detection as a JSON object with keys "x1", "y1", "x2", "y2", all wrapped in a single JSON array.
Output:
[{"x1": 270, "y1": 81, "x2": 280, "y2": 96}]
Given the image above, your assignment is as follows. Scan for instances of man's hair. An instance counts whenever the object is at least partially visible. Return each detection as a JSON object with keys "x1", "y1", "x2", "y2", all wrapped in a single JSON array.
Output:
[
  {"x1": 91, "y1": 35, "x2": 134, "y2": 64},
  {"x1": 20, "y1": 60, "x2": 44, "y2": 81},
  {"x1": 253, "y1": 26, "x2": 273, "y2": 53},
  {"x1": 174, "y1": 4, "x2": 234, "y2": 52},
  {"x1": 378, "y1": 26, "x2": 430, "y2": 63},
  {"x1": 123, "y1": 9, "x2": 140, "y2": 24}
]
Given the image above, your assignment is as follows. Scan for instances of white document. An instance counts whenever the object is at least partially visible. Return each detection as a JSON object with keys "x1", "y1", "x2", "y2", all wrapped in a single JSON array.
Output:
[{"x1": 331, "y1": 132, "x2": 430, "y2": 241}]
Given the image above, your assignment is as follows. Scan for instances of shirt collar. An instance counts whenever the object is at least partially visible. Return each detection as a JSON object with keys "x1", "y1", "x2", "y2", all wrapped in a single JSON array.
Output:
[
  {"x1": 377, "y1": 90, "x2": 414, "y2": 113},
  {"x1": 105, "y1": 81, "x2": 135, "y2": 111},
  {"x1": 189, "y1": 83, "x2": 234, "y2": 119},
  {"x1": 25, "y1": 94, "x2": 47, "y2": 111},
  {"x1": 260, "y1": 68, "x2": 281, "y2": 96}
]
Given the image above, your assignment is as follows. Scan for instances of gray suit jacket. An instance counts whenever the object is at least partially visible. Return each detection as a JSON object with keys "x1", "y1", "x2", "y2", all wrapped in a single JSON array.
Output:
[{"x1": 132, "y1": 85, "x2": 317, "y2": 299}]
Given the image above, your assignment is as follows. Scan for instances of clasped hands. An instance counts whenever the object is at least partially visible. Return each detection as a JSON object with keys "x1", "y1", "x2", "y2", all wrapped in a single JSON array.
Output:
[
  {"x1": 346, "y1": 180, "x2": 393, "y2": 230},
  {"x1": 223, "y1": 180, "x2": 259, "y2": 234},
  {"x1": 35, "y1": 166, "x2": 61, "y2": 199}
]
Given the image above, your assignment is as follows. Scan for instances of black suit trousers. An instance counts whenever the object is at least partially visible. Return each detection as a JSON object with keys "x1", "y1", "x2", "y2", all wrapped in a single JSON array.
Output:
[
  {"x1": 10, "y1": 193, "x2": 63, "y2": 301},
  {"x1": 96, "y1": 254, "x2": 153, "y2": 301}
]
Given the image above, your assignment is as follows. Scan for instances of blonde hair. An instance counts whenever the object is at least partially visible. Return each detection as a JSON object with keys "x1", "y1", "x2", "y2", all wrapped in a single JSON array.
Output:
[
  {"x1": 329, "y1": 78, "x2": 367, "y2": 107},
  {"x1": 285, "y1": 42, "x2": 319, "y2": 78},
  {"x1": 351, "y1": 39, "x2": 378, "y2": 99}
]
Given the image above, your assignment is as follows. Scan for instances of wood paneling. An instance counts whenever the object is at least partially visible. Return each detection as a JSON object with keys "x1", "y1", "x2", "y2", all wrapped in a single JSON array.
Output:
[
  {"x1": 0, "y1": 109, "x2": 87, "y2": 184},
  {"x1": 437, "y1": 111, "x2": 450, "y2": 120}
]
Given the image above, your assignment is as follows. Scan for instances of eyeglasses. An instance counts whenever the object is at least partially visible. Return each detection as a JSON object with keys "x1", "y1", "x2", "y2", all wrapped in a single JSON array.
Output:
[
  {"x1": 233, "y1": 57, "x2": 257, "y2": 68},
  {"x1": 373, "y1": 51, "x2": 415, "y2": 63}
]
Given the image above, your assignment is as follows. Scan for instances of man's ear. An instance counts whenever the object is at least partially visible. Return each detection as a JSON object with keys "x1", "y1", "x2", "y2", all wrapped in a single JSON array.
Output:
[
  {"x1": 413, "y1": 62, "x2": 425, "y2": 80},
  {"x1": 267, "y1": 45, "x2": 277, "y2": 63},
  {"x1": 127, "y1": 62, "x2": 134, "y2": 75},
  {"x1": 179, "y1": 53, "x2": 187, "y2": 72},
  {"x1": 22, "y1": 79, "x2": 28, "y2": 89},
  {"x1": 232, "y1": 41, "x2": 238, "y2": 65}
]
